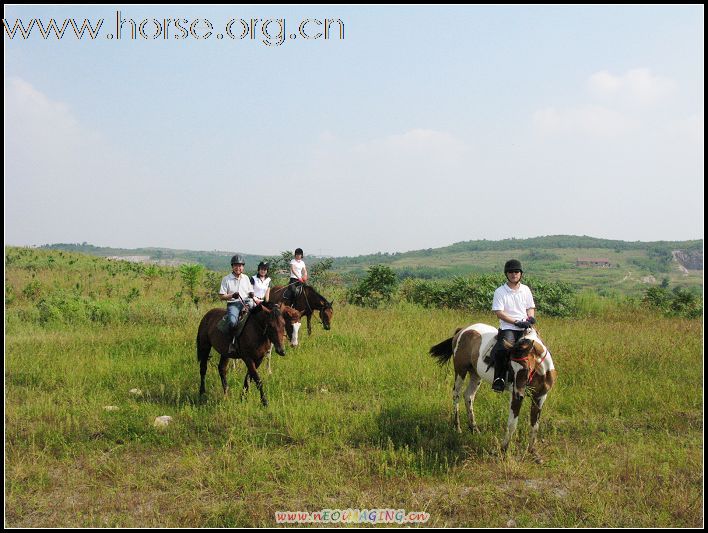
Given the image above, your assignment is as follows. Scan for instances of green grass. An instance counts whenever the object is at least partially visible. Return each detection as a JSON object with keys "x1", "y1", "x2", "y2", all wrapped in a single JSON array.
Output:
[
  {"x1": 4, "y1": 248, "x2": 703, "y2": 526},
  {"x1": 6, "y1": 307, "x2": 703, "y2": 526}
]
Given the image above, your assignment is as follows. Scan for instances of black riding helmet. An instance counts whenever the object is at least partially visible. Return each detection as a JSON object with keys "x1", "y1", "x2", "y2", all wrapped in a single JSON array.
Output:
[
  {"x1": 257, "y1": 261, "x2": 269, "y2": 270},
  {"x1": 504, "y1": 259, "x2": 523, "y2": 273},
  {"x1": 294, "y1": 248, "x2": 304, "y2": 256},
  {"x1": 230, "y1": 254, "x2": 246, "y2": 266}
]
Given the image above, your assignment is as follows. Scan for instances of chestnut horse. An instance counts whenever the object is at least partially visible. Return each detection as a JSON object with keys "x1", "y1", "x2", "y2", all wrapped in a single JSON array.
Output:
[
  {"x1": 268, "y1": 284, "x2": 333, "y2": 335},
  {"x1": 197, "y1": 302, "x2": 286, "y2": 406},
  {"x1": 429, "y1": 324, "x2": 557, "y2": 462}
]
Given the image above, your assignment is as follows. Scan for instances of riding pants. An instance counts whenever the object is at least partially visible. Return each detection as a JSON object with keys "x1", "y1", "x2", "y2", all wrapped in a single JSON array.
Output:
[
  {"x1": 491, "y1": 329, "x2": 524, "y2": 383},
  {"x1": 226, "y1": 302, "x2": 244, "y2": 330}
]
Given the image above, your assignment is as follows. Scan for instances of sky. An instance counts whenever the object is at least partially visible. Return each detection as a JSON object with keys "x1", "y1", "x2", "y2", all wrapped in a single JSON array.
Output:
[{"x1": 4, "y1": 5, "x2": 704, "y2": 256}]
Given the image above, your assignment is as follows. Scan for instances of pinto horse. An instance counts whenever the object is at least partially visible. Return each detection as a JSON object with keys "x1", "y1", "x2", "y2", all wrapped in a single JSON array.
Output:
[
  {"x1": 265, "y1": 305, "x2": 301, "y2": 375},
  {"x1": 197, "y1": 302, "x2": 286, "y2": 406},
  {"x1": 429, "y1": 324, "x2": 557, "y2": 461},
  {"x1": 280, "y1": 305, "x2": 302, "y2": 347},
  {"x1": 268, "y1": 284, "x2": 333, "y2": 336}
]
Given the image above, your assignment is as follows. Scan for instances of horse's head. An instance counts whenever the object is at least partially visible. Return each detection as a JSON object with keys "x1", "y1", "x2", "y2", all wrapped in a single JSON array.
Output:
[
  {"x1": 262, "y1": 303, "x2": 287, "y2": 356},
  {"x1": 319, "y1": 298, "x2": 333, "y2": 330},
  {"x1": 281, "y1": 305, "x2": 302, "y2": 347},
  {"x1": 504, "y1": 331, "x2": 543, "y2": 397}
]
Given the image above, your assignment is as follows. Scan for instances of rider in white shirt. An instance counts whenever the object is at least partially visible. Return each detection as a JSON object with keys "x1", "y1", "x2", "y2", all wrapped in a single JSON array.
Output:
[
  {"x1": 219, "y1": 254, "x2": 255, "y2": 353},
  {"x1": 251, "y1": 261, "x2": 271, "y2": 304},
  {"x1": 284, "y1": 248, "x2": 307, "y2": 306},
  {"x1": 490, "y1": 259, "x2": 537, "y2": 392}
]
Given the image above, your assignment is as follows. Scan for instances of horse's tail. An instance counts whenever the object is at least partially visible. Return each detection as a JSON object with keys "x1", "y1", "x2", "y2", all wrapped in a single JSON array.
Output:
[
  {"x1": 429, "y1": 337, "x2": 455, "y2": 366},
  {"x1": 196, "y1": 312, "x2": 212, "y2": 361}
]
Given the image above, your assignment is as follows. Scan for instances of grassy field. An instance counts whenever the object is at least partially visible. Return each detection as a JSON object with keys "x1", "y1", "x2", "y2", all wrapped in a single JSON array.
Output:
[{"x1": 5, "y1": 248, "x2": 703, "y2": 526}]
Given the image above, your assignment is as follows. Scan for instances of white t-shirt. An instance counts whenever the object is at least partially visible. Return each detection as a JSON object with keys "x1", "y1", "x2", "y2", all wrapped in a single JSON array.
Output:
[
  {"x1": 290, "y1": 258, "x2": 306, "y2": 279},
  {"x1": 251, "y1": 276, "x2": 271, "y2": 299},
  {"x1": 492, "y1": 282, "x2": 536, "y2": 330},
  {"x1": 219, "y1": 273, "x2": 253, "y2": 303}
]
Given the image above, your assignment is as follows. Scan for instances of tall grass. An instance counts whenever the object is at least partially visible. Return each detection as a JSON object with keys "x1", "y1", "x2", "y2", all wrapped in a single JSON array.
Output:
[{"x1": 5, "y1": 248, "x2": 703, "y2": 527}]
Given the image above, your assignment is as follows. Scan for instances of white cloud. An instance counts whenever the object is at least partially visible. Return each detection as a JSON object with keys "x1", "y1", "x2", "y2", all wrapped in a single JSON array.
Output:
[
  {"x1": 588, "y1": 68, "x2": 677, "y2": 106},
  {"x1": 532, "y1": 105, "x2": 637, "y2": 137},
  {"x1": 4, "y1": 78, "x2": 162, "y2": 246},
  {"x1": 353, "y1": 128, "x2": 468, "y2": 159}
]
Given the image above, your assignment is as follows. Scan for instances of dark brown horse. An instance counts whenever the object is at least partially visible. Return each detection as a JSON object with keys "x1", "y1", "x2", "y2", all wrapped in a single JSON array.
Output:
[
  {"x1": 197, "y1": 302, "x2": 286, "y2": 406},
  {"x1": 268, "y1": 284, "x2": 333, "y2": 335}
]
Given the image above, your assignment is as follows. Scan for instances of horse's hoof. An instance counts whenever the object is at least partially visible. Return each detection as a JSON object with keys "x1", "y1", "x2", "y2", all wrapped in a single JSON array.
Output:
[
  {"x1": 261, "y1": 400, "x2": 269, "y2": 408},
  {"x1": 530, "y1": 451, "x2": 543, "y2": 464},
  {"x1": 469, "y1": 425, "x2": 481, "y2": 434}
]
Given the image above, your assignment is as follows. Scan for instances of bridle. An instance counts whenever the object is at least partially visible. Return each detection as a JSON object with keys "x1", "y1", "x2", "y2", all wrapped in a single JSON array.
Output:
[{"x1": 510, "y1": 333, "x2": 549, "y2": 386}]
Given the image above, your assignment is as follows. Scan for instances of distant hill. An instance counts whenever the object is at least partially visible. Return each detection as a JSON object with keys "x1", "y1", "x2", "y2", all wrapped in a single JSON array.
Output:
[
  {"x1": 37, "y1": 243, "x2": 266, "y2": 272},
  {"x1": 37, "y1": 235, "x2": 702, "y2": 296}
]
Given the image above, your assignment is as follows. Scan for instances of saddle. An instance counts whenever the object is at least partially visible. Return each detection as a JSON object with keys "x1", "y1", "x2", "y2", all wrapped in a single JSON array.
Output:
[
  {"x1": 285, "y1": 282, "x2": 304, "y2": 302},
  {"x1": 216, "y1": 307, "x2": 251, "y2": 339},
  {"x1": 484, "y1": 335, "x2": 515, "y2": 384}
]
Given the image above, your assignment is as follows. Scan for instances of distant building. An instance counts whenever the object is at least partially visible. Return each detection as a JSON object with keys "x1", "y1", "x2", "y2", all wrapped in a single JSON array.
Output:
[
  {"x1": 576, "y1": 258, "x2": 611, "y2": 267},
  {"x1": 107, "y1": 255, "x2": 151, "y2": 263}
]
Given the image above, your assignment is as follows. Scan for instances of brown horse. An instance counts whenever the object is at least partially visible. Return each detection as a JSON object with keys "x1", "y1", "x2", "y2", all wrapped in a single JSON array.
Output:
[
  {"x1": 268, "y1": 284, "x2": 333, "y2": 335},
  {"x1": 197, "y1": 302, "x2": 286, "y2": 406}
]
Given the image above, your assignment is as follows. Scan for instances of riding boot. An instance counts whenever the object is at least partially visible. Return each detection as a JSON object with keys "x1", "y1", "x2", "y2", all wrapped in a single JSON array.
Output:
[
  {"x1": 228, "y1": 331, "x2": 238, "y2": 354},
  {"x1": 491, "y1": 341, "x2": 508, "y2": 393}
]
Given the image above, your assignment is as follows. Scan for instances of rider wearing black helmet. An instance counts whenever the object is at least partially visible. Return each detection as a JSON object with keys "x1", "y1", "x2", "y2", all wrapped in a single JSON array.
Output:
[
  {"x1": 283, "y1": 248, "x2": 308, "y2": 306},
  {"x1": 251, "y1": 261, "x2": 271, "y2": 304},
  {"x1": 219, "y1": 254, "x2": 255, "y2": 353},
  {"x1": 489, "y1": 259, "x2": 537, "y2": 393}
]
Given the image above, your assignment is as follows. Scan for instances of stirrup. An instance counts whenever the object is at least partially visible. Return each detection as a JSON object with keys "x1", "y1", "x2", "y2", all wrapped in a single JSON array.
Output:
[{"x1": 228, "y1": 336, "x2": 238, "y2": 355}]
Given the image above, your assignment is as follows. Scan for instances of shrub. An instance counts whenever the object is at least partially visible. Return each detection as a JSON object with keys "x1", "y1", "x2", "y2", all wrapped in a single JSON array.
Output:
[
  {"x1": 400, "y1": 275, "x2": 577, "y2": 317},
  {"x1": 347, "y1": 265, "x2": 398, "y2": 308},
  {"x1": 643, "y1": 284, "x2": 702, "y2": 319}
]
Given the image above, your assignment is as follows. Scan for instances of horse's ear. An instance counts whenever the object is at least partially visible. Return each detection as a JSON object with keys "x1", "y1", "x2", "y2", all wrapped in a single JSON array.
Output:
[{"x1": 502, "y1": 338, "x2": 514, "y2": 349}]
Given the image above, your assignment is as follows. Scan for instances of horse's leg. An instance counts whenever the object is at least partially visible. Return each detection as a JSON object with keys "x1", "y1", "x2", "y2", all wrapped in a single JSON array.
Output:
[
  {"x1": 452, "y1": 371, "x2": 466, "y2": 433},
  {"x1": 218, "y1": 355, "x2": 230, "y2": 396},
  {"x1": 306, "y1": 313, "x2": 312, "y2": 336},
  {"x1": 197, "y1": 336, "x2": 211, "y2": 396},
  {"x1": 463, "y1": 372, "x2": 482, "y2": 433},
  {"x1": 501, "y1": 393, "x2": 524, "y2": 454},
  {"x1": 267, "y1": 344, "x2": 273, "y2": 375},
  {"x1": 199, "y1": 356, "x2": 208, "y2": 396},
  {"x1": 529, "y1": 393, "x2": 548, "y2": 463},
  {"x1": 241, "y1": 371, "x2": 250, "y2": 401},
  {"x1": 245, "y1": 359, "x2": 268, "y2": 407}
]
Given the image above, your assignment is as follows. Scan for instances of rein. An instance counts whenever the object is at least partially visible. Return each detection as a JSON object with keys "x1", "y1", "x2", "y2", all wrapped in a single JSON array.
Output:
[
  {"x1": 300, "y1": 286, "x2": 330, "y2": 326},
  {"x1": 511, "y1": 342, "x2": 549, "y2": 386}
]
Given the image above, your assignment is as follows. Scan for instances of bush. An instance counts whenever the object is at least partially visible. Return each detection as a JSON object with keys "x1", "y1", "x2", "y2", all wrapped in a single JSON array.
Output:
[
  {"x1": 400, "y1": 275, "x2": 577, "y2": 317},
  {"x1": 644, "y1": 285, "x2": 702, "y2": 319},
  {"x1": 347, "y1": 265, "x2": 398, "y2": 308}
]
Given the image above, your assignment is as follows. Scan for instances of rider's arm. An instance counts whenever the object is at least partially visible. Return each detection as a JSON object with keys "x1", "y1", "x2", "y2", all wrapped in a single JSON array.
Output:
[{"x1": 495, "y1": 310, "x2": 519, "y2": 324}]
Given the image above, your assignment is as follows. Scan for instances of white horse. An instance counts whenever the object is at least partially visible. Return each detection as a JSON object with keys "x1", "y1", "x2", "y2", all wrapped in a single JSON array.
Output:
[{"x1": 429, "y1": 323, "x2": 557, "y2": 462}]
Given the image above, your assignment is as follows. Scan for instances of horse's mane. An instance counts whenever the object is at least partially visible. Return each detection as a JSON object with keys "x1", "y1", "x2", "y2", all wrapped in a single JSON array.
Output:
[{"x1": 303, "y1": 284, "x2": 331, "y2": 306}]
